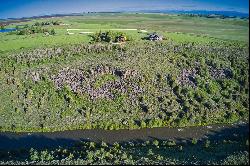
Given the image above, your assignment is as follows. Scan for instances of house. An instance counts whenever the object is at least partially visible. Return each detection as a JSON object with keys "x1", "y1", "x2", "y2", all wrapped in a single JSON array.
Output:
[{"x1": 148, "y1": 33, "x2": 163, "y2": 41}]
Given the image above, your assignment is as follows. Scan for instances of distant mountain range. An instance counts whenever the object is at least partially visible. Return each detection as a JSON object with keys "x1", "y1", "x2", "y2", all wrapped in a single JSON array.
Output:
[
  {"x1": 134, "y1": 10, "x2": 249, "y2": 18},
  {"x1": 2, "y1": 10, "x2": 249, "y2": 21}
]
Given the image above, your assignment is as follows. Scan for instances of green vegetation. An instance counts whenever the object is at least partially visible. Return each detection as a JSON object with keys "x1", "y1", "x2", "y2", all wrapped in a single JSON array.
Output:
[
  {"x1": 34, "y1": 20, "x2": 61, "y2": 26},
  {"x1": 0, "y1": 14, "x2": 249, "y2": 132},
  {"x1": 0, "y1": 137, "x2": 248, "y2": 165},
  {"x1": 0, "y1": 13, "x2": 248, "y2": 52},
  {"x1": 0, "y1": 24, "x2": 5, "y2": 30},
  {"x1": 14, "y1": 24, "x2": 56, "y2": 35},
  {"x1": 0, "y1": 36, "x2": 248, "y2": 132},
  {"x1": 94, "y1": 74, "x2": 118, "y2": 88},
  {"x1": 90, "y1": 30, "x2": 130, "y2": 43},
  {"x1": 0, "y1": 12, "x2": 248, "y2": 165}
]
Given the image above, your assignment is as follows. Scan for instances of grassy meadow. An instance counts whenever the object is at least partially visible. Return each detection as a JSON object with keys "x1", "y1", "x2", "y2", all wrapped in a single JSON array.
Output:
[{"x1": 0, "y1": 13, "x2": 248, "y2": 53}]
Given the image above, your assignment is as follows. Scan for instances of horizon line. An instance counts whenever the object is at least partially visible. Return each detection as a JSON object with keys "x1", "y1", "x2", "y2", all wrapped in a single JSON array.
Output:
[{"x1": 1, "y1": 9, "x2": 249, "y2": 20}]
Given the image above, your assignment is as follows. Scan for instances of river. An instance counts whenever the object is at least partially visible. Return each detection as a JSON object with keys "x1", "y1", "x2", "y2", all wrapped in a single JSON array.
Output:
[
  {"x1": 0, "y1": 121, "x2": 248, "y2": 150},
  {"x1": 0, "y1": 28, "x2": 16, "y2": 33}
]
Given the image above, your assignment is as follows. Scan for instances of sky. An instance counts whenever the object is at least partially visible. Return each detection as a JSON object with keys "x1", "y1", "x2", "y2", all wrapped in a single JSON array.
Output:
[{"x1": 0, "y1": 0, "x2": 249, "y2": 19}]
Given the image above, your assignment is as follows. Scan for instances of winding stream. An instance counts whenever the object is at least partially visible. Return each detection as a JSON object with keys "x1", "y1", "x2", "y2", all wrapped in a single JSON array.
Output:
[{"x1": 0, "y1": 121, "x2": 248, "y2": 150}]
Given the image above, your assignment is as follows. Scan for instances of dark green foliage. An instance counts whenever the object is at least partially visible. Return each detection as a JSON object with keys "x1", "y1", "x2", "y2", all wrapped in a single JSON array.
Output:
[
  {"x1": 50, "y1": 29, "x2": 56, "y2": 35},
  {"x1": 15, "y1": 24, "x2": 54, "y2": 35},
  {"x1": 0, "y1": 24, "x2": 5, "y2": 30},
  {"x1": 91, "y1": 31, "x2": 131, "y2": 43},
  {"x1": 0, "y1": 137, "x2": 248, "y2": 165},
  {"x1": 204, "y1": 139, "x2": 210, "y2": 148},
  {"x1": 34, "y1": 22, "x2": 40, "y2": 26},
  {"x1": 192, "y1": 138, "x2": 198, "y2": 145}
]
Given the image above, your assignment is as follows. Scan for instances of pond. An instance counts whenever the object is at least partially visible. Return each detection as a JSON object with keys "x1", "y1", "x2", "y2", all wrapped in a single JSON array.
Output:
[{"x1": 0, "y1": 28, "x2": 17, "y2": 33}]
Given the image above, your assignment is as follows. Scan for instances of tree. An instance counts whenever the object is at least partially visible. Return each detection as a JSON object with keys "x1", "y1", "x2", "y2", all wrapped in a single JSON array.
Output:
[
  {"x1": 50, "y1": 29, "x2": 56, "y2": 35},
  {"x1": 52, "y1": 20, "x2": 60, "y2": 25},
  {"x1": 29, "y1": 148, "x2": 39, "y2": 161},
  {"x1": 34, "y1": 22, "x2": 40, "y2": 26},
  {"x1": 0, "y1": 24, "x2": 5, "y2": 30}
]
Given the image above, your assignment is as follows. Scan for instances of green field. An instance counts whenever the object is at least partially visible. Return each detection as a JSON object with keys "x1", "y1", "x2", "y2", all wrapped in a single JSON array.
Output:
[{"x1": 0, "y1": 13, "x2": 248, "y2": 53}]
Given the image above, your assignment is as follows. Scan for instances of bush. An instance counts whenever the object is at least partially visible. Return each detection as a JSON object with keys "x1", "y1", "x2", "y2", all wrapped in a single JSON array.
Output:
[
  {"x1": 192, "y1": 138, "x2": 198, "y2": 145},
  {"x1": 206, "y1": 81, "x2": 220, "y2": 94},
  {"x1": 29, "y1": 148, "x2": 39, "y2": 161},
  {"x1": 140, "y1": 120, "x2": 147, "y2": 128},
  {"x1": 147, "y1": 149, "x2": 154, "y2": 156},
  {"x1": 40, "y1": 150, "x2": 54, "y2": 161},
  {"x1": 50, "y1": 29, "x2": 56, "y2": 35},
  {"x1": 34, "y1": 22, "x2": 40, "y2": 26},
  {"x1": 153, "y1": 140, "x2": 159, "y2": 147},
  {"x1": 101, "y1": 141, "x2": 108, "y2": 148},
  {"x1": 16, "y1": 25, "x2": 51, "y2": 35},
  {"x1": 167, "y1": 140, "x2": 176, "y2": 146},
  {"x1": 204, "y1": 140, "x2": 210, "y2": 148},
  {"x1": 195, "y1": 88, "x2": 208, "y2": 102},
  {"x1": 91, "y1": 31, "x2": 129, "y2": 43},
  {"x1": 227, "y1": 112, "x2": 239, "y2": 123}
]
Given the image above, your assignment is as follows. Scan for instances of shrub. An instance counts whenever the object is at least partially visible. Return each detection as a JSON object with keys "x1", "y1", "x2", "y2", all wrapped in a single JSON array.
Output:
[
  {"x1": 40, "y1": 150, "x2": 54, "y2": 161},
  {"x1": 29, "y1": 148, "x2": 39, "y2": 161},
  {"x1": 227, "y1": 112, "x2": 239, "y2": 123},
  {"x1": 91, "y1": 31, "x2": 129, "y2": 43},
  {"x1": 89, "y1": 142, "x2": 96, "y2": 149},
  {"x1": 153, "y1": 140, "x2": 159, "y2": 148},
  {"x1": 113, "y1": 142, "x2": 120, "y2": 149},
  {"x1": 192, "y1": 138, "x2": 198, "y2": 145},
  {"x1": 101, "y1": 141, "x2": 108, "y2": 148},
  {"x1": 140, "y1": 120, "x2": 147, "y2": 128},
  {"x1": 0, "y1": 25, "x2": 4, "y2": 30},
  {"x1": 167, "y1": 140, "x2": 176, "y2": 146},
  {"x1": 15, "y1": 25, "x2": 51, "y2": 35},
  {"x1": 34, "y1": 22, "x2": 40, "y2": 26},
  {"x1": 195, "y1": 88, "x2": 208, "y2": 102},
  {"x1": 204, "y1": 140, "x2": 210, "y2": 148},
  {"x1": 50, "y1": 29, "x2": 56, "y2": 35},
  {"x1": 147, "y1": 149, "x2": 154, "y2": 156},
  {"x1": 206, "y1": 81, "x2": 220, "y2": 94}
]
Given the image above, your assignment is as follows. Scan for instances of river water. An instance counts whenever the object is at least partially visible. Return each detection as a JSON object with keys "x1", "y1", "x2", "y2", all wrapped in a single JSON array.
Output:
[
  {"x1": 0, "y1": 28, "x2": 16, "y2": 33},
  {"x1": 0, "y1": 121, "x2": 248, "y2": 150}
]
